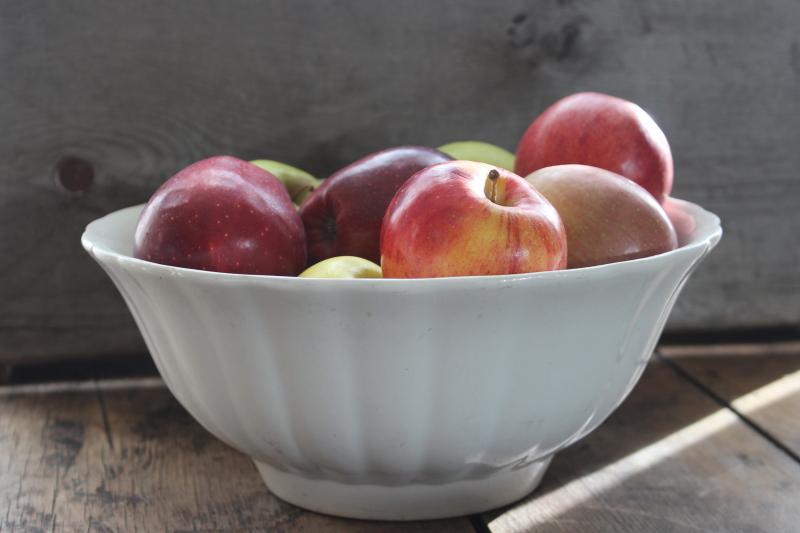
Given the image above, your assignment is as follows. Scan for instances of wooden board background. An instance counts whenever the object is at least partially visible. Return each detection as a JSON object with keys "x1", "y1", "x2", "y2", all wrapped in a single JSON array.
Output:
[{"x1": 1, "y1": 0, "x2": 799, "y2": 360}]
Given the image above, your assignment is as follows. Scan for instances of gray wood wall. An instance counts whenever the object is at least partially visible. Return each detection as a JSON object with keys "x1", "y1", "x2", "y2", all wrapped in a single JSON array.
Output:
[{"x1": 1, "y1": 0, "x2": 798, "y2": 361}]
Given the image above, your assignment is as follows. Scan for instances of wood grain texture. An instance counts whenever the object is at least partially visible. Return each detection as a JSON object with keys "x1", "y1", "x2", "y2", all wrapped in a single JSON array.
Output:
[
  {"x1": 3, "y1": 355, "x2": 800, "y2": 531},
  {"x1": 0, "y1": 379, "x2": 472, "y2": 532},
  {"x1": 665, "y1": 347, "x2": 800, "y2": 457},
  {"x1": 1, "y1": 0, "x2": 799, "y2": 359},
  {"x1": 485, "y1": 358, "x2": 800, "y2": 532}
]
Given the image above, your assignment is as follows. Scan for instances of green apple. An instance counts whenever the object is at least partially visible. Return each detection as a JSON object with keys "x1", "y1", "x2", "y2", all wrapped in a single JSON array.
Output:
[
  {"x1": 299, "y1": 256, "x2": 382, "y2": 279},
  {"x1": 437, "y1": 141, "x2": 515, "y2": 171},
  {"x1": 249, "y1": 159, "x2": 320, "y2": 205}
]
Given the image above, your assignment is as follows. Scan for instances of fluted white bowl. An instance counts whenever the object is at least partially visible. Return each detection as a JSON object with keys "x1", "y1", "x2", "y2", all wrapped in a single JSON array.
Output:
[{"x1": 81, "y1": 198, "x2": 720, "y2": 520}]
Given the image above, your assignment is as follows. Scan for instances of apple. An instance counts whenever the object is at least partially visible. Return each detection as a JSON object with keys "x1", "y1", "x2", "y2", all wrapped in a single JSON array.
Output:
[
  {"x1": 380, "y1": 161, "x2": 567, "y2": 278},
  {"x1": 133, "y1": 156, "x2": 306, "y2": 275},
  {"x1": 299, "y1": 256, "x2": 382, "y2": 278},
  {"x1": 249, "y1": 159, "x2": 320, "y2": 205},
  {"x1": 301, "y1": 146, "x2": 451, "y2": 264},
  {"x1": 525, "y1": 164, "x2": 677, "y2": 268},
  {"x1": 662, "y1": 197, "x2": 696, "y2": 245},
  {"x1": 437, "y1": 141, "x2": 515, "y2": 171},
  {"x1": 515, "y1": 92, "x2": 673, "y2": 203}
]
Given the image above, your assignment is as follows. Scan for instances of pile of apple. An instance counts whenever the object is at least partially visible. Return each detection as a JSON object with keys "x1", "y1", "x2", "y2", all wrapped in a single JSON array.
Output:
[{"x1": 134, "y1": 92, "x2": 679, "y2": 279}]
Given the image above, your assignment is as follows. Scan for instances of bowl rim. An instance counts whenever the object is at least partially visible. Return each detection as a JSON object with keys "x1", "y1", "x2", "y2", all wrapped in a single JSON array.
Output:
[{"x1": 81, "y1": 197, "x2": 722, "y2": 286}]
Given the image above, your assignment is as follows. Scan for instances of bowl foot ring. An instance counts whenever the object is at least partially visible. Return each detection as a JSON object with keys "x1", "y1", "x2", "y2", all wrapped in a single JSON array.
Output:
[{"x1": 254, "y1": 456, "x2": 552, "y2": 521}]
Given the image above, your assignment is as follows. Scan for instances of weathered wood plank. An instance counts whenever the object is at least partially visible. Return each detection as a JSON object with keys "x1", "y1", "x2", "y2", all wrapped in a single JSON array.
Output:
[
  {"x1": 1, "y1": 0, "x2": 799, "y2": 359},
  {"x1": 663, "y1": 345, "x2": 800, "y2": 457},
  {"x1": 0, "y1": 379, "x2": 472, "y2": 532},
  {"x1": 485, "y1": 358, "x2": 800, "y2": 532},
  {"x1": 3, "y1": 355, "x2": 800, "y2": 531}
]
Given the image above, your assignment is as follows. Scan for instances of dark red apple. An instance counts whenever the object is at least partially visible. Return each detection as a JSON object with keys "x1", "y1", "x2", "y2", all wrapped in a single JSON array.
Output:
[
  {"x1": 525, "y1": 164, "x2": 677, "y2": 268},
  {"x1": 515, "y1": 92, "x2": 673, "y2": 203},
  {"x1": 134, "y1": 156, "x2": 306, "y2": 275},
  {"x1": 300, "y1": 146, "x2": 451, "y2": 264},
  {"x1": 381, "y1": 161, "x2": 567, "y2": 278}
]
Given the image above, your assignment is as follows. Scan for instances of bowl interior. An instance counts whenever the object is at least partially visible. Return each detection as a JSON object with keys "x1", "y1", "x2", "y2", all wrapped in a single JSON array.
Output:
[{"x1": 82, "y1": 197, "x2": 721, "y2": 282}]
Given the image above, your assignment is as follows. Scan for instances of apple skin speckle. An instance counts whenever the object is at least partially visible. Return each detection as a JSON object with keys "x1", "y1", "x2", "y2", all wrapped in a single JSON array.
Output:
[{"x1": 133, "y1": 156, "x2": 306, "y2": 275}]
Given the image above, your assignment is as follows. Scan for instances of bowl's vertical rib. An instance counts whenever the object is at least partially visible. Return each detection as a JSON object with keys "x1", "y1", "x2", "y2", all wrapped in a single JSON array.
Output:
[
  {"x1": 102, "y1": 263, "x2": 195, "y2": 406},
  {"x1": 301, "y1": 288, "x2": 440, "y2": 483},
  {"x1": 232, "y1": 287, "x2": 308, "y2": 470},
  {"x1": 273, "y1": 287, "x2": 368, "y2": 479},
  {"x1": 355, "y1": 293, "x2": 441, "y2": 483},
  {"x1": 179, "y1": 281, "x2": 268, "y2": 457},
  {"x1": 129, "y1": 270, "x2": 232, "y2": 444}
]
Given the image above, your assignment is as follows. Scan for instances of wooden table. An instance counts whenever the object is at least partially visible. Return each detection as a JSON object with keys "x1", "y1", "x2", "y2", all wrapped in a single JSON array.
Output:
[{"x1": 1, "y1": 344, "x2": 798, "y2": 532}]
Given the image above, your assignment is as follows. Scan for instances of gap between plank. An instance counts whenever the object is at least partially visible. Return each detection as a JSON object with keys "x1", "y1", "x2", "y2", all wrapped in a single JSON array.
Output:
[
  {"x1": 656, "y1": 350, "x2": 800, "y2": 464},
  {"x1": 94, "y1": 380, "x2": 115, "y2": 450},
  {"x1": 469, "y1": 513, "x2": 492, "y2": 533}
]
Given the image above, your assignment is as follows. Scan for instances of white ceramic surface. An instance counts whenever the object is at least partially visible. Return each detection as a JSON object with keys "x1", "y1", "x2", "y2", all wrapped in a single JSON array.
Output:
[{"x1": 81, "y1": 198, "x2": 721, "y2": 520}]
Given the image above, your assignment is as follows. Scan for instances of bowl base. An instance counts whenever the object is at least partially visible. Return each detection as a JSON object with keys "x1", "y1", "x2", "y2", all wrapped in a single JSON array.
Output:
[{"x1": 254, "y1": 457, "x2": 552, "y2": 521}]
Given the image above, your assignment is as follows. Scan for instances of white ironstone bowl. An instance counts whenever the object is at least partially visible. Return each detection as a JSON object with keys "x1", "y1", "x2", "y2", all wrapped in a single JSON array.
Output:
[{"x1": 81, "y1": 198, "x2": 721, "y2": 520}]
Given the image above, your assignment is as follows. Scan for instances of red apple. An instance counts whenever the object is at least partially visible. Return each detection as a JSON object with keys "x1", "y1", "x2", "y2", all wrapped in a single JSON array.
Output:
[
  {"x1": 134, "y1": 156, "x2": 306, "y2": 275},
  {"x1": 525, "y1": 164, "x2": 677, "y2": 268},
  {"x1": 300, "y1": 146, "x2": 451, "y2": 264},
  {"x1": 381, "y1": 161, "x2": 567, "y2": 278},
  {"x1": 662, "y1": 197, "x2": 696, "y2": 245},
  {"x1": 515, "y1": 92, "x2": 673, "y2": 203}
]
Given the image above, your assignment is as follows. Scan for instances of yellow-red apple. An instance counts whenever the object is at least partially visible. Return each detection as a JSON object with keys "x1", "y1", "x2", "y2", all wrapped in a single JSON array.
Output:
[{"x1": 381, "y1": 161, "x2": 566, "y2": 278}]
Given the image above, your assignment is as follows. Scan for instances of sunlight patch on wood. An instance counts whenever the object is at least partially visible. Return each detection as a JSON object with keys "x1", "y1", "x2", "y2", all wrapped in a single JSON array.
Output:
[
  {"x1": 490, "y1": 408, "x2": 738, "y2": 531},
  {"x1": 491, "y1": 370, "x2": 800, "y2": 532},
  {"x1": 731, "y1": 369, "x2": 800, "y2": 414}
]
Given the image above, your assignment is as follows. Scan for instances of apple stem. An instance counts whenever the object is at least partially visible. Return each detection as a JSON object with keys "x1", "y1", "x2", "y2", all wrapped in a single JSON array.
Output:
[{"x1": 485, "y1": 169, "x2": 500, "y2": 204}]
